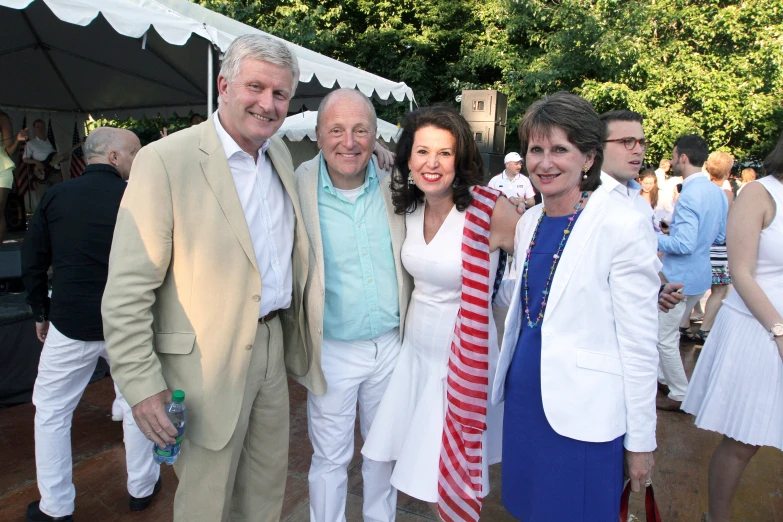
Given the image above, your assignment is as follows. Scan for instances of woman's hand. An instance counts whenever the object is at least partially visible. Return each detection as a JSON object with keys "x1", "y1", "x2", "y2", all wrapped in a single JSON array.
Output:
[
  {"x1": 776, "y1": 336, "x2": 783, "y2": 363},
  {"x1": 625, "y1": 450, "x2": 654, "y2": 492},
  {"x1": 489, "y1": 196, "x2": 521, "y2": 254},
  {"x1": 373, "y1": 141, "x2": 395, "y2": 170}
]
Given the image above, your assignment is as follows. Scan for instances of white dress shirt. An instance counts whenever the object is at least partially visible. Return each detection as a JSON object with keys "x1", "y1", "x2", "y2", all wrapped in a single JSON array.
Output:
[
  {"x1": 487, "y1": 171, "x2": 536, "y2": 200},
  {"x1": 24, "y1": 136, "x2": 60, "y2": 170},
  {"x1": 658, "y1": 175, "x2": 683, "y2": 216},
  {"x1": 214, "y1": 112, "x2": 294, "y2": 317},
  {"x1": 600, "y1": 172, "x2": 662, "y2": 271}
]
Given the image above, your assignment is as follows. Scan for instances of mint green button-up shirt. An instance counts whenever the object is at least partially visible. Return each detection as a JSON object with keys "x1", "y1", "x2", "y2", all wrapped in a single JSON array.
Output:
[{"x1": 318, "y1": 153, "x2": 400, "y2": 341}]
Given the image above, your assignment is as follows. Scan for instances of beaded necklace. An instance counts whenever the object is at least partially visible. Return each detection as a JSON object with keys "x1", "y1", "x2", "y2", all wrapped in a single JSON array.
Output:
[{"x1": 522, "y1": 191, "x2": 589, "y2": 328}]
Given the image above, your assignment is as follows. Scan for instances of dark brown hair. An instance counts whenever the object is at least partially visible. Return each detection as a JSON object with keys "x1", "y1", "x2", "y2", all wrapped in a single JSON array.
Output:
[
  {"x1": 637, "y1": 168, "x2": 659, "y2": 209},
  {"x1": 599, "y1": 109, "x2": 644, "y2": 138},
  {"x1": 763, "y1": 131, "x2": 783, "y2": 180},
  {"x1": 673, "y1": 134, "x2": 709, "y2": 167},
  {"x1": 518, "y1": 91, "x2": 603, "y2": 192},
  {"x1": 391, "y1": 106, "x2": 485, "y2": 214}
]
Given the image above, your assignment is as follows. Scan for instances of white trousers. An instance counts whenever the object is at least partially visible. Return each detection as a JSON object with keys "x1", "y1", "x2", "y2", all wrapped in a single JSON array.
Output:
[
  {"x1": 308, "y1": 328, "x2": 401, "y2": 522},
  {"x1": 657, "y1": 292, "x2": 705, "y2": 401},
  {"x1": 33, "y1": 322, "x2": 160, "y2": 517}
]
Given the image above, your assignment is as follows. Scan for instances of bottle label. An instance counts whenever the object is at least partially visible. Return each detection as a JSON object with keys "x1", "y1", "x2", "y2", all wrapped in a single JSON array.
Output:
[{"x1": 154, "y1": 425, "x2": 185, "y2": 458}]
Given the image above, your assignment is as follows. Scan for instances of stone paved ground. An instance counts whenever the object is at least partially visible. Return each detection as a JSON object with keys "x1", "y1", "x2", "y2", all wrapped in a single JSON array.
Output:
[{"x1": 1, "y1": 337, "x2": 782, "y2": 521}]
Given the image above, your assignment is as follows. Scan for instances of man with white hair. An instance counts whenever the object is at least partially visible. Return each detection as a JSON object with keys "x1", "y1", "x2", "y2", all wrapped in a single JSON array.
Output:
[
  {"x1": 487, "y1": 151, "x2": 536, "y2": 211},
  {"x1": 102, "y1": 34, "x2": 310, "y2": 521},
  {"x1": 293, "y1": 88, "x2": 411, "y2": 521},
  {"x1": 21, "y1": 127, "x2": 161, "y2": 522}
]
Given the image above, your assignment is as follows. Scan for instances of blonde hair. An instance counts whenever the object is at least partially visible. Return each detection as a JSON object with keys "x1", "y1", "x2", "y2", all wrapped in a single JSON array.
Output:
[
  {"x1": 741, "y1": 167, "x2": 757, "y2": 184},
  {"x1": 705, "y1": 151, "x2": 733, "y2": 182}
]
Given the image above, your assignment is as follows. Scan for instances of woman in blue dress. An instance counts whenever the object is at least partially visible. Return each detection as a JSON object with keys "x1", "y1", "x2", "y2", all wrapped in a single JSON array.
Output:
[{"x1": 491, "y1": 92, "x2": 661, "y2": 521}]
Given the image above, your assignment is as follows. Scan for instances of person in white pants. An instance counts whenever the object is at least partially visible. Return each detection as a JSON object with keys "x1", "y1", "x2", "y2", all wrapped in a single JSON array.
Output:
[
  {"x1": 655, "y1": 134, "x2": 728, "y2": 411},
  {"x1": 32, "y1": 323, "x2": 160, "y2": 517},
  {"x1": 291, "y1": 89, "x2": 412, "y2": 522},
  {"x1": 21, "y1": 127, "x2": 160, "y2": 521}
]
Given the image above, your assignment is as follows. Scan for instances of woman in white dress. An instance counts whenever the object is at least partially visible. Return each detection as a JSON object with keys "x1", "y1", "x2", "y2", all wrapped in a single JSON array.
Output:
[
  {"x1": 682, "y1": 132, "x2": 783, "y2": 522},
  {"x1": 362, "y1": 106, "x2": 518, "y2": 521}
]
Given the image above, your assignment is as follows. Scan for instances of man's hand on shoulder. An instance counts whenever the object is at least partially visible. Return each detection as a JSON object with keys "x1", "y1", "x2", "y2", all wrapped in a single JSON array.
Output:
[{"x1": 132, "y1": 389, "x2": 178, "y2": 448}]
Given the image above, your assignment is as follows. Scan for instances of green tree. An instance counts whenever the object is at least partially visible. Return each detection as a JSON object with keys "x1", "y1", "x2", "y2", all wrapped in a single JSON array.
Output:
[
  {"x1": 505, "y1": 0, "x2": 783, "y2": 163},
  {"x1": 195, "y1": 0, "x2": 783, "y2": 162},
  {"x1": 198, "y1": 0, "x2": 512, "y2": 122}
]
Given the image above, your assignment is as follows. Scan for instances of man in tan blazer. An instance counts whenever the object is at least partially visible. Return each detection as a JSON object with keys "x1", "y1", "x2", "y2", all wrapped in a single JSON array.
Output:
[
  {"x1": 292, "y1": 89, "x2": 412, "y2": 521},
  {"x1": 101, "y1": 35, "x2": 309, "y2": 521}
]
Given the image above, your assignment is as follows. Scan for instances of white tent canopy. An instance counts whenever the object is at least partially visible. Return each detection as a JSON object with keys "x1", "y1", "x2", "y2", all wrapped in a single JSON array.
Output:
[
  {"x1": 277, "y1": 111, "x2": 402, "y2": 143},
  {"x1": 0, "y1": 0, "x2": 415, "y2": 119}
]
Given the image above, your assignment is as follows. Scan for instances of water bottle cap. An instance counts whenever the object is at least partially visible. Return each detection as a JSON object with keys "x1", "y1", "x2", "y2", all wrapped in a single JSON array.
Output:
[{"x1": 172, "y1": 390, "x2": 185, "y2": 403}]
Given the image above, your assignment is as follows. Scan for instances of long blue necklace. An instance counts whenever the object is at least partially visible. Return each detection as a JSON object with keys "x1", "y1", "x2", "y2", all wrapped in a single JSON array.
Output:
[{"x1": 522, "y1": 191, "x2": 589, "y2": 328}]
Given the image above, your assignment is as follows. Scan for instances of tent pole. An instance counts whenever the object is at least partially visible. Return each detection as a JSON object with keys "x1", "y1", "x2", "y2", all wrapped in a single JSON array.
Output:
[{"x1": 207, "y1": 43, "x2": 213, "y2": 116}]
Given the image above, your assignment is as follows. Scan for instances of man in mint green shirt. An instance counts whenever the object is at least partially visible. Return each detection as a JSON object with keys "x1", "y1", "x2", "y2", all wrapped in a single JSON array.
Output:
[{"x1": 292, "y1": 89, "x2": 411, "y2": 522}]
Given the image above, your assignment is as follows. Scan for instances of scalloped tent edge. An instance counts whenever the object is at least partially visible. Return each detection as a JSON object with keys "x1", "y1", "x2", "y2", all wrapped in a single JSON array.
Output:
[{"x1": 0, "y1": 0, "x2": 415, "y2": 119}]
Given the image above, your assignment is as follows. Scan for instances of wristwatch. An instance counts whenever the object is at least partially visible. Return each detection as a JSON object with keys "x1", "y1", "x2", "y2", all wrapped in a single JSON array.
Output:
[{"x1": 770, "y1": 323, "x2": 783, "y2": 340}]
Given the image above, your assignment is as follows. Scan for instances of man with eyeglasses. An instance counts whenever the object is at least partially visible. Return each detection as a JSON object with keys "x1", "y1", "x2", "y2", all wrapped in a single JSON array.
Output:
[
  {"x1": 598, "y1": 110, "x2": 657, "y2": 229},
  {"x1": 599, "y1": 110, "x2": 687, "y2": 310}
]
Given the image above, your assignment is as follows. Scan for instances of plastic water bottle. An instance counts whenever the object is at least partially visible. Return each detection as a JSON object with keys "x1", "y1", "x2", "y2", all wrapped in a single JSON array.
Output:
[{"x1": 152, "y1": 389, "x2": 187, "y2": 465}]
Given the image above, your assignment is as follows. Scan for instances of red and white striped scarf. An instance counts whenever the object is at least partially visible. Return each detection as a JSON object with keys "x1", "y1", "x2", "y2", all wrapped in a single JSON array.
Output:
[{"x1": 438, "y1": 185, "x2": 501, "y2": 522}]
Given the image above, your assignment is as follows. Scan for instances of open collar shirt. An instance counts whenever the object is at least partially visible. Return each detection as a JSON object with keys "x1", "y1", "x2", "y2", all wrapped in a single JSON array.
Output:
[
  {"x1": 317, "y1": 152, "x2": 399, "y2": 341},
  {"x1": 214, "y1": 111, "x2": 294, "y2": 317},
  {"x1": 487, "y1": 171, "x2": 536, "y2": 200},
  {"x1": 658, "y1": 172, "x2": 727, "y2": 295},
  {"x1": 600, "y1": 171, "x2": 662, "y2": 272}
]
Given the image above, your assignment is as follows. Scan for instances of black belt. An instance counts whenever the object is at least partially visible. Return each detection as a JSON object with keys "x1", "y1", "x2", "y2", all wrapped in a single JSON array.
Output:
[{"x1": 258, "y1": 310, "x2": 278, "y2": 324}]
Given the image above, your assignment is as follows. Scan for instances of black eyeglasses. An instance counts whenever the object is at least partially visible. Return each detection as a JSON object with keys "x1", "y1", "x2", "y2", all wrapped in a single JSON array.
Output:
[{"x1": 604, "y1": 137, "x2": 647, "y2": 150}]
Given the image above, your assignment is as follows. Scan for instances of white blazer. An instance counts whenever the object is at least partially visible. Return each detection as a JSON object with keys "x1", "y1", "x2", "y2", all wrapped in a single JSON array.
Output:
[{"x1": 491, "y1": 187, "x2": 659, "y2": 452}]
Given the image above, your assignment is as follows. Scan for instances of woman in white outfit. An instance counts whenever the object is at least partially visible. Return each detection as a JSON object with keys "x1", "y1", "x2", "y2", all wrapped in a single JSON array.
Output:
[
  {"x1": 683, "y1": 132, "x2": 783, "y2": 522},
  {"x1": 362, "y1": 106, "x2": 518, "y2": 521}
]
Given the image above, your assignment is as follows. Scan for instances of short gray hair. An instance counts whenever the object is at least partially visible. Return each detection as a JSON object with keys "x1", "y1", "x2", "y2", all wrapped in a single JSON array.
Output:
[
  {"x1": 83, "y1": 126, "x2": 126, "y2": 161},
  {"x1": 220, "y1": 34, "x2": 300, "y2": 93},
  {"x1": 316, "y1": 88, "x2": 377, "y2": 130}
]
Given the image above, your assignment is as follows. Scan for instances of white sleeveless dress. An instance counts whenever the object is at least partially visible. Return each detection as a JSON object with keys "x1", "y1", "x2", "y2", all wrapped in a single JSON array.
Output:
[
  {"x1": 683, "y1": 176, "x2": 783, "y2": 448},
  {"x1": 362, "y1": 203, "x2": 504, "y2": 502}
]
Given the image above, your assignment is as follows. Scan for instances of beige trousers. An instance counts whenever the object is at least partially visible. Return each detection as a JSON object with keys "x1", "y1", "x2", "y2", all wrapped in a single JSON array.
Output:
[{"x1": 173, "y1": 316, "x2": 289, "y2": 522}]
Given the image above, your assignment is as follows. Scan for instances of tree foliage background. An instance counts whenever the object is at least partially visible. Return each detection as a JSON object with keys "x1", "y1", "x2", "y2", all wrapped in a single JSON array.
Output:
[{"x1": 196, "y1": 0, "x2": 783, "y2": 163}]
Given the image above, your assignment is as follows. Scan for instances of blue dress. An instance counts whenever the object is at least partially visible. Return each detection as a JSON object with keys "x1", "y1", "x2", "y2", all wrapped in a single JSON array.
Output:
[{"x1": 501, "y1": 212, "x2": 624, "y2": 521}]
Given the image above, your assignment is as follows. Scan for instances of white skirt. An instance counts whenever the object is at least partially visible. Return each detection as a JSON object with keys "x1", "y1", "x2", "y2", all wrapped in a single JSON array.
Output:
[{"x1": 682, "y1": 303, "x2": 783, "y2": 449}]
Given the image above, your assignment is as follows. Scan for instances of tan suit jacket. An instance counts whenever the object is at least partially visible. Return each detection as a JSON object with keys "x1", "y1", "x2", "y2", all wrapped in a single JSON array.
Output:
[
  {"x1": 292, "y1": 155, "x2": 412, "y2": 395},
  {"x1": 102, "y1": 116, "x2": 309, "y2": 451}
]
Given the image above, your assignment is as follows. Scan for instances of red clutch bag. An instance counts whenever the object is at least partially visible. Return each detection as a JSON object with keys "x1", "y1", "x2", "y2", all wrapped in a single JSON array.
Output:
[{"x1": 619, "y1": 481, "x2": 662, "y2": 522}]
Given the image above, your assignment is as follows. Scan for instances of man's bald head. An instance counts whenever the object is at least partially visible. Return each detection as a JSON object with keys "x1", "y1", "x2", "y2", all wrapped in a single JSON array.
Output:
[
  {"x1": 316, "y1": 89, "x2": 377, "y2": 131},
  {"x1": 83, "y1": 127, "x2": 141, "y2": 180}
]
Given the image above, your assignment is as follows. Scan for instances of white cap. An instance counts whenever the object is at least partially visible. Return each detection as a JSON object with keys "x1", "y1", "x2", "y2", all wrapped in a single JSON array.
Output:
[{"x1": 504, "y1": 152, "x2": 522, "y2": 163}]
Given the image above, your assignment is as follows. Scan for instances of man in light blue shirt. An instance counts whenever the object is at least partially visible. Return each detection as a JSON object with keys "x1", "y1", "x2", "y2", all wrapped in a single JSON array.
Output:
[
  {"x1": 656, "y1": 134, "x2": 727, "y2": 411},
  {"x1": 292, "y1": 89, "x2": 411, "y2": 522}
]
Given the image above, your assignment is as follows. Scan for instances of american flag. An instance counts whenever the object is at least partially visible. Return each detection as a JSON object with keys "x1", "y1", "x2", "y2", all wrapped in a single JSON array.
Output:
[
  {"x1": 47, "y1": 118, "x2": 57, "y2": 149},
  {"x1": 14, "y1": 116, "x2": 31, "y2": 197},
  {"x1": 69, "y1": 122, "x2": 87, "y2": 178}
]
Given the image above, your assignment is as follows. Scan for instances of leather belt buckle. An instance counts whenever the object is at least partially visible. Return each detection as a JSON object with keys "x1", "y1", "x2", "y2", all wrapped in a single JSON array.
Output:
[{"x1": 258, "y1": 310, "x2": 278, "y2": 324}]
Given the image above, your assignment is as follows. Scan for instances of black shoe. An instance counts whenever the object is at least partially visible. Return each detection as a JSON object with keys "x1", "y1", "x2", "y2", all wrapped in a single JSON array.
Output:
[
  {"x1": 129, "y1": 476, "x2": 162, "y2": 511},
  {"x1": 26, "y1": 501, "x2": 73, "y2": 522}
]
